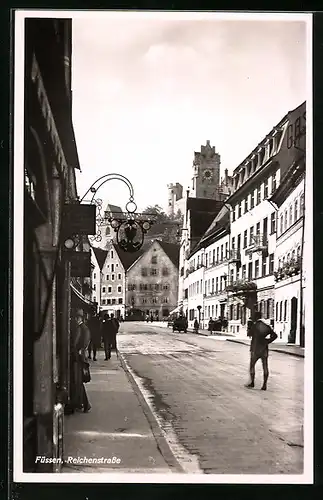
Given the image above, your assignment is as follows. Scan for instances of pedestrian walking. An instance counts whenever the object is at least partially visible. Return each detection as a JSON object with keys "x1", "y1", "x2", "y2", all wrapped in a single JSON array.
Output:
[
  {"x1": 208, "y1": 317, "x2": 214, "y2": 334},
  {"x1": 87, "y1": 312, "x2": 101, "y2": 361},
  {"x1": 102, "y1": 314, "x2": 119, "y2": 360},
  {"x1": 245, "y1": 311, "x2": 278, "y2": 391},
  {"x1": 71, "y1": 309, "x2": 92, "y2": 413},
  {"x1": 194, "y1": 318, "x2": 199, "y2": 334}
]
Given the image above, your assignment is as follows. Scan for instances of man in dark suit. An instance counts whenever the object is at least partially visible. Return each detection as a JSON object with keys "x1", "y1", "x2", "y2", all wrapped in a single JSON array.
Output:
[
  {"x1": 87, "y1": 313, "x2": 101, "y2": 361},
  {"x1": 246, "y1": 311, "x2": 278, "y2": 391}
]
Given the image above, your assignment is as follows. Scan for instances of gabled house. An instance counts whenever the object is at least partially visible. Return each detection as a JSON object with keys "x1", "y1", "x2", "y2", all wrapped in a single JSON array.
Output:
[{"x1": 126, "y1": 240, "x2": 180, "y2": 320}]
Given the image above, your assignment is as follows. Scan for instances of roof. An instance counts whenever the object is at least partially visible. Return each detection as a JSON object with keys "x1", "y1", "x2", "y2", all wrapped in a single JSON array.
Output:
[
  {"x1": 269, "y1": 156, "x2": 305, "y2": 208},
  {"x1": 187, "y1": 197, "x2": 223, "y2": 213},
  {"x1": 157, "y1": 240, "x2": 180, "y2": 267},
  {"x1": 105, "y1": 204, "x2": 122, "y2": 213},
  {"x1": 233, "y1": 101, "x2": 306, "y2": 175},
  {"x1": 92, "y1": 247, "x2": 108, "y2": 270},
  {"x1": 114, "y1": 243, "x2": 148, "y2": 271}
]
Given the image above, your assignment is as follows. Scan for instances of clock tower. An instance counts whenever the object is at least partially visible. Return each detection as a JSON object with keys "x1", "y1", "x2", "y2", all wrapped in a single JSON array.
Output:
[{"x1": 191, "y1": 140, "x2": 221, "y2": 199}]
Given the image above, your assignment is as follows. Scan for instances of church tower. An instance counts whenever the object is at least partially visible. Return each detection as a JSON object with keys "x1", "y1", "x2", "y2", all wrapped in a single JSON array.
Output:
[{"x1": 191, "y1": 140, "x2": 221, "y2": 199}]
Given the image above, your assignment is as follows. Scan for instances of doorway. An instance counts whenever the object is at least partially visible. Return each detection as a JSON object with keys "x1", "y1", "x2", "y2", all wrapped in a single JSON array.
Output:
[{"x1": 289, "y1": 296, "x2": 298, "y2": 344}]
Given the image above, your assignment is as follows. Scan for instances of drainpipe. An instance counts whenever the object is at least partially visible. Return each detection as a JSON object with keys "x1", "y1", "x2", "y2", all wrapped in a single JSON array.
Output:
[
  {"x1": 299, "y1": 173, "x2": 306, "y2": 347},
  {"x1": 224, "y1": 203, "x2": 232, "y2": 330}
]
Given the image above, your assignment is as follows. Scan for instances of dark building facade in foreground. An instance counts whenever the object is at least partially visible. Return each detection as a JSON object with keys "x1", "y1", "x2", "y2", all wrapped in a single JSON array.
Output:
[{"x1": 23, "y1": 18, "x2": 95, "y2": 472}]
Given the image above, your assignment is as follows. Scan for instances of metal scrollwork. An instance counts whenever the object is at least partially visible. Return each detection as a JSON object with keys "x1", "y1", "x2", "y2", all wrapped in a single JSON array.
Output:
[{"x1": 80, "y1": 174, "x2": 154, "y2": 252}]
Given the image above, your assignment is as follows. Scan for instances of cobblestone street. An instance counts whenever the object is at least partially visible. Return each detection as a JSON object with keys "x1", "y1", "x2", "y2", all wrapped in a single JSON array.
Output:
[{"x1": 118, "y1": 322, "x2": 304, "y2": 475}]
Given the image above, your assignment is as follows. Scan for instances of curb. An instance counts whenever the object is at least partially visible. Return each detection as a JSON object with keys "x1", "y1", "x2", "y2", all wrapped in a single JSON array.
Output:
[
  {"x1": 226, "y1": 339, "x2": 305, "y2": 358},
  {"x1": 118, "y1": 352, "x2": 184, "y2": 473}
]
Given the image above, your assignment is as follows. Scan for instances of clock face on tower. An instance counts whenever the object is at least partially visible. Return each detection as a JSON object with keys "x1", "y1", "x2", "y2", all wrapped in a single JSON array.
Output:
[{"x1": 203, "y1": 169, "x2": 213, "y2": 180}]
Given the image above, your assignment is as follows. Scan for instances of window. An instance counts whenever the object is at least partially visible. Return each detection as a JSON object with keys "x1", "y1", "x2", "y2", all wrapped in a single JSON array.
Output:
[
  {"x1": 230, "y1": 268, "x2": 234, "y2": 284},
  {"x1": 102, "y1": 286, "x2": 106, "y2": 293},
  {"x1": 244, "y1": 198, "x2": 248, "y2": 213},
  {"x1": 111, "y1": 251, "x2": 114, "y2": 259},
  {"x1": 256, "y1": 222, "x2": 260, "y2": 236},
  {"x1": 262, "y1": 256, "x2": 267, "y2": 276},
  {"x1": 128, "y1": 284, "x2": 132, "y2": 291},
  {"x1": 163, "y1": 283, "x2": 169, "y2": 290},
  {"x1": 221, "y1": 245, "x2": 224, "y2": 261},
  {"x1": 141, "y1": 268, "x2": 147, "y2": 277},
  {"x1": 255, "y1": 260, "x2": 260, "y2": 278},
  {"x1": 107, "y1": 298, "x2": 111, "y2": 305},
  {"x1": 263, "y1": 217, "x2": 268, "y2": 244},
  {"x1": 102, "y1": 299, "x2": 106, "y2": 305},
  {"x1": 151, "y1": 268, "x2": 158, "y2": 276},
  {"x1": 250, "y1": 191, "x2": 255, "y2": 209},
  {"x1": 216, "y1": 248, "x2": 219, "y2": 262},
  {"x1": 111, "y1": 274, "x2": 115, "y2": 281},
  {"x1": 294, "y1": 199, "x2": 298, "y2": 221},
  {"x1": 225, "y1": 242, "x2": 228, "y2": 258},
  {"x1": 280, "y1": 214, "x2": 284, "y2": 235},
  {"x1": 112, "y1": 298, "x2": 116, "y2": 305},
  {"x1": 272, "y1": 172, "x2": 277, "y2": 192},
  {"x1": 300, "y1": 193, "x2": 305, "y2": 216},
  {"x1": 243, "y1": 230, "x2": 248, "y2": 248},
  {"x1": 232, "y1": 207, "x2": 236, "y2": 222},
  {"x1": 118, "y1": 298, "x2": 122, "y2": 304},
  {"x1": 270, "y1": 212, "x2": 276, "y2": 234},
  {"x1": 93, "y1": 284, "x2": 96, "y2": 291},
  {"x1": 118, "y1": 273, "x2": 121, "y2": 280},
  {"x1": 237, "y1": 234, "x2": 241, "y2": 250},
  {"x1": 242, "y1": 265, "x2": 246, "y2": 279},
  {"x1": 205, "y1": 253, "x2": 208, "y2": 267},
  {"x1": 279, "y1": 302, "x2": 283, "y2": 322},
  {"x1": 211, "y1": 278, "x2": 214, "y2": 293},
  {"x1": 232, "y1": 237, "x2": 235, "y2": 250},
  {"x1": 284, "y1": 210, "x2": 288, "y2": 230},
  {"x1": 212, "y1": 249, "x2": 215, "y2": 264},
  {"x1": 162, "y1": 267, "x2": 169, "y2": 276},
  {"x1": 264, "y1": 178, "x2": 269, "y2": 199},
  {"x1": 117, "y1": 286, "x2": 122, "y2": 293},
  {"x1": 151, "y1": 255, "x2": 157, "y2": 264},
  {"x1": 249, "y1": 226, "x2": 254, "y2": 246},
  {"x1": 93, "y1": 273, "x2": 96, "y2": 279},
  {"x1": 289, "y1": 205, "x2": 293, "y2": 225},
  {"x1": 216, "y1": 277, "x2": 219, "y2": 292},
  {"x1": 248, "y1": 262, "x2": 252, "y2": 280},
  {"x1": 108, "y1": 286, "x2": 112, "y2": 293},
  {"x1": 269, "y1": 254, "x2": 274, "y2": 274},
  {"x1": 257, "y1": 186, "x2": 261, "y2": 205},
  {"x1": 275, "y1": 302, "x2": 279, "y2": 321},
  {"x1": 284, "y1": 300, "x2": 287, "y2": 321},
  {"x1": 111, "y1": 264, "x2": 114, "y2": 272},
  {"x1": 163, "y1": 297, "x2": 169, "y2": 304},
  {"x1": 106, "y1": 275, "x2": 109, "y2": 280},
  {"x1": 238, "y1": 202, "x2": 242, "y2": 218}
]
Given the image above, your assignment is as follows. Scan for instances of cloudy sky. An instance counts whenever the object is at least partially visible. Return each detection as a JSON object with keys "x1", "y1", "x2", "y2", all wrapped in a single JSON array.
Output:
[{"x1": 71, "y1": 13, "x2": 309, "y2": 212}]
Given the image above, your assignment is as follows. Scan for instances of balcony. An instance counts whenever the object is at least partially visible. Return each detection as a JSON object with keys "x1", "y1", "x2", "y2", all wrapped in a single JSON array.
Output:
[
  {"x1": 274, "y1": 257, "x2": 301, "y2": 282},
  {"x1": 228, "y1": 249, "x2": 241, "y2": 264},
  {"x1": 245, "y1": 234, "x2": 268, "y2": 255},
  {"x1": 226, "y1": 279, "x2": 257, "y2": 293}
]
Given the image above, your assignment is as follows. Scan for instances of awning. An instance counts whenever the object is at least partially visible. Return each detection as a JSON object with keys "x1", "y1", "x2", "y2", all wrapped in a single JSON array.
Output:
[
  {"x1": 169, "y1": 305, "x2": 182, "y2": 315},
  {"x1": 70, "y1": 282, "x2": 96, "y2": 312}
]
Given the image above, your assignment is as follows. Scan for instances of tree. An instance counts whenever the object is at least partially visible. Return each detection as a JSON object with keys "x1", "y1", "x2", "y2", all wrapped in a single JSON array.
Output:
[
  {"x1": 141, "y1": 204, "x2": 169, "y2": 223},
  {"x1": 142, "y1": 204, "x2": 183, "y2": 244}
]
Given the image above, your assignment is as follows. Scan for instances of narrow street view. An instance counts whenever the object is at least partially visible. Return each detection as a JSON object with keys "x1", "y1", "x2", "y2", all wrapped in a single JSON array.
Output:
[{"x1": 64, "y1": 323, "x2": 304, "y2": 475}]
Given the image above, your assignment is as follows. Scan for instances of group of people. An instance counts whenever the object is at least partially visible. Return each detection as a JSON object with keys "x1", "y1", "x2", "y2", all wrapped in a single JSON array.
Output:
[{"x1": 68, "y1": 309, "x2": 120, "y2": 414}]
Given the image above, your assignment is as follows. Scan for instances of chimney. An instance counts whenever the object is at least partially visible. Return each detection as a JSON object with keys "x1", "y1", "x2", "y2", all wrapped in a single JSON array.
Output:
[{"x1": 225, "y1": 168, "x2": 228, "y2": 184}]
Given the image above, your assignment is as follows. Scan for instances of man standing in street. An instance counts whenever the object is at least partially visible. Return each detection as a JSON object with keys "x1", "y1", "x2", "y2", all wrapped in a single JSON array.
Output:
[
  {"x1": 88, "y1": 312, "x2": 101, "y2": 361},
  {"x1": 102, "y1": 314, "x2": 119, "y2": 360},
  {"x1": 246, "y1": 311, "x2": 278, "y2": 391},
  {"x1": 72, "y1": 309, "x2": 92, "y2": 412}
]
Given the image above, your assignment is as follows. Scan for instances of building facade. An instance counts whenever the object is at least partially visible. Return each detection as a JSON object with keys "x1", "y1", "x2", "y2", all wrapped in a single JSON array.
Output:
[
  {"x1": 178, "y1": 101, "x2": 306, "y2": 345},
  {"x1": 23, "y1": 18, "x2": 94, "y2": 472},
  {"x1": 270, "y1": 160, "x2": 305, "y2": 345},
  {"x1": 126, "y1": 240, "x2": 179, "y2": 320}
]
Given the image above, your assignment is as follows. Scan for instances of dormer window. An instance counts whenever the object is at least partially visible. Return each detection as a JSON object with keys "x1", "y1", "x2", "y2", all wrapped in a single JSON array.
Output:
[{"x1": 259, "y1": 148, "x2": 265, "y2": 166}]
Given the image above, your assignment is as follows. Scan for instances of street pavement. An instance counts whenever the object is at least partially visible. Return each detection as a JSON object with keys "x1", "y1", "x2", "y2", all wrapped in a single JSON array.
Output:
[
  {"x1": 63, "y1": 354, "x2": 177, "y2": 474},
  {"x1": 117, "y1": 321, "x2": 304, "y2": 475}
]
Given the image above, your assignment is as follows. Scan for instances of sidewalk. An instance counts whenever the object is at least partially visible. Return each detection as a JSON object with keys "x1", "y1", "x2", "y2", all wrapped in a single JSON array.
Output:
[
  {"x1": 62, "y1": 353, "x2": 182, "y2": 473},
  {"x1": 226, "y1": 338, "x2": 305, "y2": 358},
  {"x1": 148, "y1": 322, "x2": 304, "y2": 357}
]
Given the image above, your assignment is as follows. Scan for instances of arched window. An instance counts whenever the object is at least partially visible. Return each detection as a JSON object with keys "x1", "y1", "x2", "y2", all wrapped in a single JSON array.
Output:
[
  {"x1": 105, "y1": 226, "x2": 111, "y2": 235},
  {"x1": 292, "y1": 249, "x2": 296, "y2": 261}
]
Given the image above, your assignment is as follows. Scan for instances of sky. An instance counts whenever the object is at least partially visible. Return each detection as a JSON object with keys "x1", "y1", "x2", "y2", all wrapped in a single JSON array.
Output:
[{"x1": 71, "y1": 13, "x2": 309, "y2": 213}]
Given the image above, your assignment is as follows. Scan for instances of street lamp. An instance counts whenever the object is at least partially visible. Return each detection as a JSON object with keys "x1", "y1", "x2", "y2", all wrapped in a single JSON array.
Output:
[{"x1": 79, "y1": 173, "x2": 155, "y2": 253}]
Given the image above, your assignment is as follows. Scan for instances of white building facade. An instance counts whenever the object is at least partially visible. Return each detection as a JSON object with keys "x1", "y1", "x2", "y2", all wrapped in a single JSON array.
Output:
[{"x1": 271, "y1": 162, "x2": 305, "y2": 344}]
